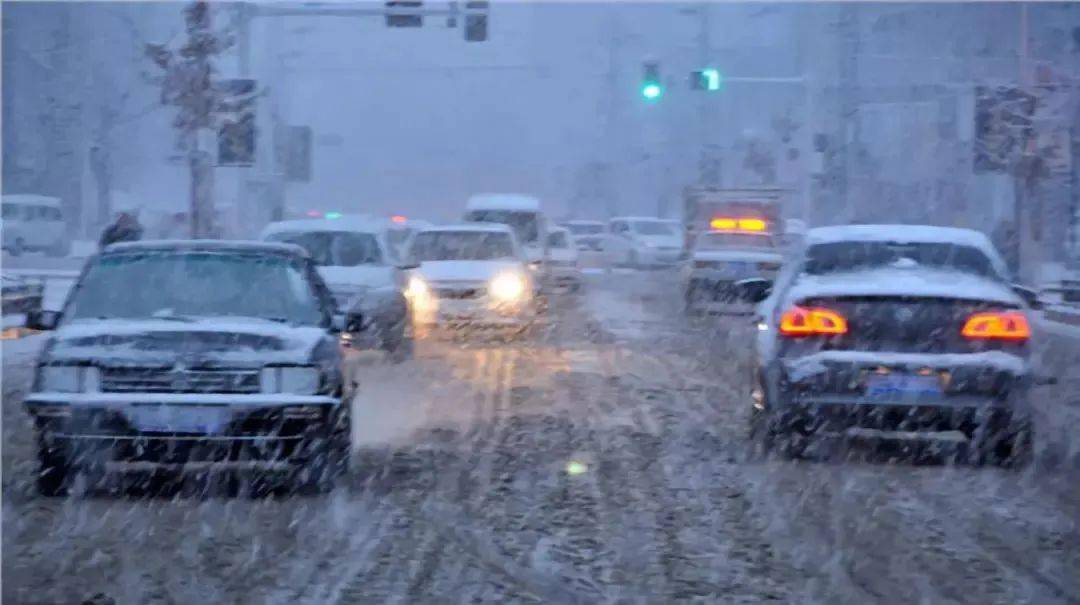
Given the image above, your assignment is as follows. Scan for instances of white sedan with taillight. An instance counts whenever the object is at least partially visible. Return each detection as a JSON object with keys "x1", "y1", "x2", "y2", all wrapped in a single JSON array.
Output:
[
  {"x1": 402, "y1": 223, "x2": 539, "y2": 329},
  {"x1": 747, "y1": 224, "x2": 1038, "y2": 465}
]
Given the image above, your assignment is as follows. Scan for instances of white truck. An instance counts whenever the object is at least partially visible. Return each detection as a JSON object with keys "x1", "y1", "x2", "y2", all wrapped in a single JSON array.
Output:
[{"x1": 680, "y1": 187, "x2": 788, "y2": 314}]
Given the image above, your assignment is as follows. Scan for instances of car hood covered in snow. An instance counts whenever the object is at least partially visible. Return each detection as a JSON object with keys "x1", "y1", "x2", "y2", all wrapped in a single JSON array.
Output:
[
  {"x1": 415, "y1": 260, "x2": 524, "y2": 284},
  {"x1": 42, "y1": 318, "x2": 331, "y2": 366},
  {"x1": 785, "y1": 267, "x2": 1022, "y2": 306}
]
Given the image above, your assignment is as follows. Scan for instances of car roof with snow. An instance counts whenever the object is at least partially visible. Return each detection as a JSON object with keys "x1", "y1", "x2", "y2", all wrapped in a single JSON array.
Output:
[
  {"x1": 465, "y1": 194, "x2": 541, "y2": 212},
  {"x1": 260, "y1": 217, "x2": 389, "y2": 238},
  {"x1": 103, "y1": 239, "x2": 309, "y2": 258},
  {"x1": 612, "y1": 216, "x2": 673, "y2": 223}
]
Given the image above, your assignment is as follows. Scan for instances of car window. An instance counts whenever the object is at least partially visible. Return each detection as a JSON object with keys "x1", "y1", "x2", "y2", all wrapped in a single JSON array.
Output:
[
  {"x1": 266, "y1": 231, "x2": 384, "y2": 267},
  {"x1": 409, "y1": 231, "x2": 515, "y2": 262},
  {"x1": 43, "y1": 207, "x2": 62, "y2": 221},
  {"x1": 1, "y1": 204, "x2": 19, "y2": 220},
  {"x1": 66, "y1": 251, "x2": 327, "y2": 325},
  {"x1": 632, "y1": 221, "x2": 676, "y2": 236},
  {"x1": 548, "y1": 231, "x2": 570, "y2": 248},
  {"x1": 803, "y1": 241, "x2": 999, "y2": 279}
]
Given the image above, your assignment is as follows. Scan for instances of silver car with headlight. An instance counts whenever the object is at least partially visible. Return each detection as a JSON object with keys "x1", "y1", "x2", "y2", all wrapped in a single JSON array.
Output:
[
  {"x1": 403, "y1": 223, "x2": 538, "y2": 329},
  {"x1": 22, "y1": 240, "x2": 351, "y2": 496}
]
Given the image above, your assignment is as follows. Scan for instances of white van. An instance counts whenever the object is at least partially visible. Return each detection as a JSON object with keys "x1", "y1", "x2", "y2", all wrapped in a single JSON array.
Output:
[
  {"x1": 1, "y1": 194, "x2": 68, "y2": 256},
  {"x1": 463, "y1": 194, "x2": 548, "y2": 266}
]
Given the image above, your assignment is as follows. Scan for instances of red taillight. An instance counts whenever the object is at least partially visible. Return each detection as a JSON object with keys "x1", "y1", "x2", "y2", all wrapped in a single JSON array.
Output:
[
  {"x1": 779, "y1": 306, "x2": 848, "y2": 336},
  {"x1": 961, "y1": 311, "x2": 1030, "y2": 341}
]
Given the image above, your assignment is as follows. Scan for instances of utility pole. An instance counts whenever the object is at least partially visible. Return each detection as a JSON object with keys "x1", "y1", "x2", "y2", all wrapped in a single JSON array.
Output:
[{"x1": 695, "y1": 2, "x2": 720, "y2": 186}]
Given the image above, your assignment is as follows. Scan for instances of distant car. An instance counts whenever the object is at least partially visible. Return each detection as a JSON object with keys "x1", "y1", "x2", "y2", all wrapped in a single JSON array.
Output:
[
  {"x1": 749, "y1": 225, "x2": 1035, "y2": 464},
  {"x1": 2, "y1": 194, "x2": 69, "y2": 257},
  {"x1": 404, "y1": 223, "x2": 538, "y2": 330},
  {"x1": 2, "y1": 273, "x2": 44, "y2": 315},
  {"x1": 262, "y1": 217, "x2": 413, "y2": 360},
  {"x1": 23, "y1": 240, "x2": 351, "y2": 496},
  {"x1": 681, "y1": 229, "x2": 783, "y2": 314},
  {"x1": 561, "y1": 220, "x2": 606, "y2": 251},
  {"x1": 547, "y1": 227, "x2": 582, "y2": 292},
  {"x1": 604, "y1": 217, "x2": 683, "y2": 268}
]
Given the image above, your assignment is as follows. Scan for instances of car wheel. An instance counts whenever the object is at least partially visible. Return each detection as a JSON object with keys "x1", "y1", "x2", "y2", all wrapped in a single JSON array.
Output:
[
  {"x1": 296, "y1": 409, "x2": 352, "y2": 494},
  {"x1": 36, "y1": 435, "x2": 71, "y2": 497}
]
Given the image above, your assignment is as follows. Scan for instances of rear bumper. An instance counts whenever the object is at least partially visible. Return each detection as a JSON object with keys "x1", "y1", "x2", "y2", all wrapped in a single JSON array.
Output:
[{"x1": 764, "y1": 353, "x2": 1032, "y2": 434}]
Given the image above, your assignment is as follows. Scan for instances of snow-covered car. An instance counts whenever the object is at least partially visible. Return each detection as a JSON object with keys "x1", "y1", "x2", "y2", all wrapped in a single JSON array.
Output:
[
  {"x1": 681, "y1": 229, "x2": 782, "y2": 314},
  {"x1": 604, "y1": 217, "x2": 683, "y2": 268},
  {"x1": 22, "y1": 240, "x2": 351, "y2": 496},
  {"x1": 547, "y1": 227, "x2": 582, "y2": 292},
  {"x1": 261, "y1": 217, "x2": 413, "y2": 360},
  {"x1": 749, "y1": 225, "x2": 1036, "y2": 464},
  {"x1": 404, "y1": 223, "x2": 538, "y2": 329},
  {"x1": 2, "y1": 194, "x2": 69, "y2": 257},
  {"x1": 561, "y1": 220, "x2": 606, "y2": 251}
]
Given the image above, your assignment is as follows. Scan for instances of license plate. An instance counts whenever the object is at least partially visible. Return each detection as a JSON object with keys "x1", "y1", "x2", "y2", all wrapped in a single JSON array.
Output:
[
  {"x1": 865, "y1": 374, "x2": 944, "y2": 402},
  {"x1": 128, "y1": 406, "x2": 228, "y2": 434},
  {"x1": 718, "y1": 262, "x2": 751, "y2": 278}
]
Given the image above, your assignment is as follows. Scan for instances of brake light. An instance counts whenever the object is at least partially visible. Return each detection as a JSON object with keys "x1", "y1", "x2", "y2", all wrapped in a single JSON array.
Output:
[
  {"x1": 738, "y1": 218, "x2": 767, "y2": 231},
  {"x1": 709, "y1": 217, "x2": 768, "y2": 232},
  {"x1": 710, "y1": 217, "x2": 738, "y2": 230},
  {"x1": 391, "y1": 214, "x2": 407, "y2": 224},
  {"x1": 961, "y1": 311, "x2": 1030, "y2": 340},
  {"x1": 779, "y1": 306, "x2": 848, "y2": 336}
]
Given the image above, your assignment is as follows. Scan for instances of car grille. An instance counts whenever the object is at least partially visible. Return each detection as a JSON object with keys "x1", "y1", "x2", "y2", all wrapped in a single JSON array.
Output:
[
  {"x1": 434, "y1": 287, "x2": 483, "y2": 300},
  {"x1": 101, "y1": 367, "x2": 261, "y2": 394}
]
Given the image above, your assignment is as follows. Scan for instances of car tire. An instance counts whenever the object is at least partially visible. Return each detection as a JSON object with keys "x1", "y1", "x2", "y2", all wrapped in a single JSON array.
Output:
[
  {"x1": 36, "y1": 436, "x2": 71, "y2": 497},
  {"x1": 296, "y1": 408, "x2": 352, "y2": 494}
]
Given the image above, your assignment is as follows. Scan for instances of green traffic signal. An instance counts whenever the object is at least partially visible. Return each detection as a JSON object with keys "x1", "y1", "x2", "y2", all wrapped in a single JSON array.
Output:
[
  {"x1": 701, "y1": 68, "x2": 722, "y2": 91},
  {"x1": 641, "y1": 82, "x2": 663, "y2": 101}
]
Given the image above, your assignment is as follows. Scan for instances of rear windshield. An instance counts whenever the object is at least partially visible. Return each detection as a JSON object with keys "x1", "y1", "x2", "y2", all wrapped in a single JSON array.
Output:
[
  {"x1": 804, "y1": 241, "x2": 998, "y2": 279},
  {"x1": 410, "y1": 231, "x2": 516, "y2": 262},
  {"x1": 632, "y1": 221, "x2": 677, "y2": 236},
  {"x1": 266, "y1": 231, "x2": 383, "y2": 267}
]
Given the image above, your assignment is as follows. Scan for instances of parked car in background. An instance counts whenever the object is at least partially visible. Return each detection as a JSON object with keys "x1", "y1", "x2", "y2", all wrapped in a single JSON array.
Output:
[
  {"x1": 604, "y1": 217, "x2": 683, "y2": 268},
  {"x1": 262, "y1": 217, "x2": 413, "y2": 360},
  {"x1": 2, "y1": 194, "x2": 69, "y2": 256},
  {"x1": 749, "y1": 225, "x2": 1036, "y2": 464},
  {"x1": 23, "y1": 240, "x2": 351, "y2": 496},
  {"x1": 547, "y1": 227, "x2": 582, "y2": 292},
  {"x1": 561, "y1": 220, "x2": 606, "y2": 251}
]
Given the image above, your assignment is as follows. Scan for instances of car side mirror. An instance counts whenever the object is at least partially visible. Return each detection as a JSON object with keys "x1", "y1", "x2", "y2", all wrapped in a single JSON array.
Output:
[
  {"x1": 1012, "y1": 284, "x2": 1042, "y2": 310},
  {"x1": 25, "y1": 309, "x2": 60, "y2": 331},
  {"x1": 735, "y1": 278, "x2": 773, "y2": 303},
  {"x1": 345, "y1": 312, "x2": 365, "y2": 333}
]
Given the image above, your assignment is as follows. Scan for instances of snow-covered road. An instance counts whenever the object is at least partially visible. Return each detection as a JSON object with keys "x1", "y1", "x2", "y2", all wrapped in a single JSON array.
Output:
[{"x1": 3, "y1": 271, "x2": 1079, "y2": 604}]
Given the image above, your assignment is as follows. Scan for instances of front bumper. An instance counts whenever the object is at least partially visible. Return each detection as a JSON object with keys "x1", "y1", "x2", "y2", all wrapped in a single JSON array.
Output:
[
  {"x1": 25, "y1": 393, "x2": 342, "y2": 469},
  {"x1": 416, "y1": 296, "x2": 535, "y2": 327}
]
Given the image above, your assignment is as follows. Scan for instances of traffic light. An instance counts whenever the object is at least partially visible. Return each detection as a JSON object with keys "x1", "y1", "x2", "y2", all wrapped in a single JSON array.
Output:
[
  {"x1": 464, "y1": 1, "x2": 488, "y2": 42},
  {"x1": 691, "y1": 68, "x2": 723, "y2": 91},
  {"x1": 641, "y1": 61, "x2": 663, "y2": 102}
]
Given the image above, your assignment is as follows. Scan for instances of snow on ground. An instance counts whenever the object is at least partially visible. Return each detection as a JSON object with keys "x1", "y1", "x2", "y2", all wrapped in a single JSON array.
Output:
[{"x1": 1, "y1": 271, "x2": 1078, "y2": 604}]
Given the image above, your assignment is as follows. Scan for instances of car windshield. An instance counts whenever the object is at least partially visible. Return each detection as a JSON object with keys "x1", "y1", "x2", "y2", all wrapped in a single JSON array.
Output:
[
  {"x1": 548, "y1": 231, "x2": 570, "y2": 249},
  {"x1": 409, "y1": 231, "x2": 516, "y2": 261},
  {"x1": 632, "y1": 221, "x2": 676, "y2": 236},
  {"x1": 465, "y1": 210, "x2": 539, "y2": 244},
  {"x1": 804, "y1": 241, "x2": 999, "y2": 279},
  {"x1": 696, "y1": 232, "x2": 776, "y2": 250},
  {"x1": 565, "y1": 223, "x2": 603, "y2": 235},
  {"x1": 65, "y1": 251, "x2": 326, "y2": 325},
  {"x1": 266, "y1": 231, "x2": 383, "y2": 266}
]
